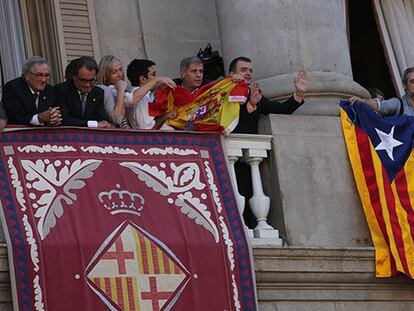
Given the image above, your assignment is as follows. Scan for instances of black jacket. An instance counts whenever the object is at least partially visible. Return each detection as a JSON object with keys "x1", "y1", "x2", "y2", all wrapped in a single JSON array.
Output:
[
  {"x1": 55, "y1": 80, "x2": 107, "y2": 127},
  {"x1": 233, "y1": 95, "x2": 303, "y2": 134},
  {"x1": 2, "y1": 76, "x2": 56, "y2": 125}
]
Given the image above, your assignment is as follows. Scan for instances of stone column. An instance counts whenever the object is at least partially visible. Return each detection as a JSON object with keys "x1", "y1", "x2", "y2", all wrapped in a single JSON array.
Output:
[
  {"x1": 93, "y1": 0, "x2": 146, "y2": 68},
  {"x1": 135, "y1": 0, "x2": 221, "y2": 77},
  {"x1": 215, "y1": 0, "x2": 369, "y2": 116}
]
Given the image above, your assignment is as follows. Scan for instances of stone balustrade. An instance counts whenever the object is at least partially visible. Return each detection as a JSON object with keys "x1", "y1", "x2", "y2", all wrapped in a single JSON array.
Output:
[{"x1": 225, "y1": 133, "x2": 282, "y2": 245}]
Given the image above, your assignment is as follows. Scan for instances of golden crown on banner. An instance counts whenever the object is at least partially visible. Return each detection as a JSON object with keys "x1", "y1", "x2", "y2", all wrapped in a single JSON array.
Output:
[{"x1": 97, "y1": 184, "x2": 144, "y2": 216}]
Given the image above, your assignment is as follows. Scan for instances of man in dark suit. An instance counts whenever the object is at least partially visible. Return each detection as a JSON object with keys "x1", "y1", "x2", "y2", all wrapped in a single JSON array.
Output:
[
  {"x1": 2, "y1": 56, "x2": 61, "y2": 126},
  {"x1": 55, "y1": 56, "x2": 111, "y2": 128},
  {"x1": 229, "y1": 56, "x2": 308, "y2": 134}
]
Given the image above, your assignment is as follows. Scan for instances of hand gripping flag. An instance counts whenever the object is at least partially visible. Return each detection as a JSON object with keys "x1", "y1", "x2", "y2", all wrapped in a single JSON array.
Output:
[
  {"x1": 149, "y1": 78, "x2": 248, "y2": 134},
  {"x1": 340, "y1": 100, "x2": 414, "y2": 278}
]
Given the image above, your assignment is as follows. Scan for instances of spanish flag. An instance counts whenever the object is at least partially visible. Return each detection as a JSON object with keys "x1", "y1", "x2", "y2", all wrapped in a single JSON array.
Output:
[
  {"x1": 149, "y1": 78, "x2": 248, "y2": 134},
  {"x1": 340, "y1": 100, "x2": 414, "y2": 278}
]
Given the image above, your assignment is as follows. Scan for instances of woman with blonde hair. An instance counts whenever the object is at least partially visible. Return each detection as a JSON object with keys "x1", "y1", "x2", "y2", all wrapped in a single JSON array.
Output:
[{"x1": 97, "y1": 55, "x2": 129, "y2": 127}]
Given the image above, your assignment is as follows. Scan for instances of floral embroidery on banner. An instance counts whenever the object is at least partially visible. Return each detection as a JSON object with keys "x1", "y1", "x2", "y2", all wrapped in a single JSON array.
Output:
[
  {"x1": 22, "y1": 158, "x2": 102, "y2": 240},
  {"x1": 17, "y1": 145, "x2": 76, "y2": 153},
  {"x1": 120, "y1": 161, "x2": 221, "y2": 242}
]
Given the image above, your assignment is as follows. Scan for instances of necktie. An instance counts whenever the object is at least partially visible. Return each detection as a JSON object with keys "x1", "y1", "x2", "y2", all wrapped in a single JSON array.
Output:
[
  {"x1": 81, "y1": 94, "x2": 87, "y2": 116},
  {"x1": 33, "y1": 92, "x2": 39, "y2": 110}
]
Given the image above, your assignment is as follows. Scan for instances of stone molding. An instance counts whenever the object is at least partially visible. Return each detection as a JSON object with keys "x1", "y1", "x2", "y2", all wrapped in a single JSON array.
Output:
[
  {"x1": 259, "y1": 71, "x2": 370, "y2": 100},
  {"x1": 1, "y1": 244, "x2": 414, "y2": 309},
  {"x1": 254, "y1": 246, "x2": 414, "y2": 302},
  {"x1": 258, "y1": 71, "x2": 371, "y2": 116}
]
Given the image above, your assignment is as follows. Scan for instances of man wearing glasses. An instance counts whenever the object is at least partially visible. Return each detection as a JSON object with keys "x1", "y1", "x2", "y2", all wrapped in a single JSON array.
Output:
[
  {"x1": 56, "y1": 56, "x2": 111, "y2": 128},
  {"x1": 2, "y1": 56, "x2": 61, "y2": 126}
]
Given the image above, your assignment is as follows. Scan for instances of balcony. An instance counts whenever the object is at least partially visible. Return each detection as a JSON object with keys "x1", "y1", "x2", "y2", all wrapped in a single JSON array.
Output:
[{"x1": 225, "y1": 133, "x2": 283, "y2": 246}]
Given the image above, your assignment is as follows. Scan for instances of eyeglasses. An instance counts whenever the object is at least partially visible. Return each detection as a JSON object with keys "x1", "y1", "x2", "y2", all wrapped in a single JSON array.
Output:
[
  {"x1": 75, "y1": 75, "x2": 97, "y2": 85},
  {"x1": 29, "y1": 72, "x2": 51, "y2": 79}
]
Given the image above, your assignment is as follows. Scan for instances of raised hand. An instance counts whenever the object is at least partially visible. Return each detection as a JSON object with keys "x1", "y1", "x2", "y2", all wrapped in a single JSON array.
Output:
[
  {"x1": 294, "y1": 70, "x2": 309, "y2": 94},
  {"x1": 231, "y1": 73, "x2": 244, "y2": 83},
  {"x1": 250, "y1": 82, "x2": 262, "y2": 106},
  {"x1": 115, "y1": 80, "x2": 127, "y2": 92}
]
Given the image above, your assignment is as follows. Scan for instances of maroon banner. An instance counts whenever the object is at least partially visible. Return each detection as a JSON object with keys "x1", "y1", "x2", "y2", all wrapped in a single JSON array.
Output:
[{"x1": 0, "y1": 128, "x2": 257, "y2": 310}]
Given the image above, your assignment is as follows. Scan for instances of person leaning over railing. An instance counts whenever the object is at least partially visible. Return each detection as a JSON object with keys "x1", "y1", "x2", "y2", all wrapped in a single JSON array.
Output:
[
  {"x1": 2, "y1": 56, "x2": 62, "y2": 127},
  {"x1": 349, "y1": 67, "x2": 414, "y2": 117},
  {"x1": 55, "y1": 56, "x2": 111, "y2": 128},
  {"x1": 97, "y1": 55, "x2": 130, "y2": 128},
  {"x1": 125, "y1": 59, "x2": 177, "y2": 130}
]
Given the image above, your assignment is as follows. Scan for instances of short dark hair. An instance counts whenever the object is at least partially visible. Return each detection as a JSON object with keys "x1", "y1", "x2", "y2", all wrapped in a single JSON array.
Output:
[
  {"x1": 127, "y1": 59, "x2": 156, "y2": 87},
  {"x1": 64, "y1": 57, "x2": 81, "y2": 80},
  {"x1": 402, "y1": 67, "x2": 414, "y2": 85},
  {"x1": 228, "y1": 56, "x2": 251, "y2": 73},
  {"x1": 72, "y1": 56, "x2": 99, "y2": 76},
  {"x1": 180, "y1": 57, "x2": 203, "y2": 72}
]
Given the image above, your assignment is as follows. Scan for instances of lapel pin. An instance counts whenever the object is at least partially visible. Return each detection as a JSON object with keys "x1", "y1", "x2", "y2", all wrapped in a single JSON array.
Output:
[{"x1": 93, "y1": 98, "x2": 96, "y2": 102}]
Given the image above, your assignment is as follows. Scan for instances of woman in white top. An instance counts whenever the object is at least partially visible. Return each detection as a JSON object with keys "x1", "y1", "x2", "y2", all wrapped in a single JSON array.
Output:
[{"x1": 97, "y1": 55, "x2": 129, "y2": 127}]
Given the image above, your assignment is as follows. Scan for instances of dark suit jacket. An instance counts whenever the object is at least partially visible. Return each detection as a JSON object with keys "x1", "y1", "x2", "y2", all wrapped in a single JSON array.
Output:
[
  {"x1": 55, "y1": 80, "x2": 107, "y2": 127},
  {"x1": 233, "y1": 95, "x2": 303, "y2": 134},
  {"x1": 2, "y1": 76, "x2": 56, "y2": 125}
]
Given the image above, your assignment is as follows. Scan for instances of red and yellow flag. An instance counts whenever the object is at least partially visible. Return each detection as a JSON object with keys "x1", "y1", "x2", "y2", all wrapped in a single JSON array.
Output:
[{"x1": 150, "y1": 78, "x2": 248, "y2": 134}]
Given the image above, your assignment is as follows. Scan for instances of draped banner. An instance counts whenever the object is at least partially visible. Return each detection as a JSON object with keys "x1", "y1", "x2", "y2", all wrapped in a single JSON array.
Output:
[
  {"x1": 0, "y1": 128, "x2": 257, "y2": 310},
  {"x1": 340, "y1": 101, "x2": 414, "y2": 278},
  {"x1": 150, "y1": 78, "x2": 248, "y2": 135}
]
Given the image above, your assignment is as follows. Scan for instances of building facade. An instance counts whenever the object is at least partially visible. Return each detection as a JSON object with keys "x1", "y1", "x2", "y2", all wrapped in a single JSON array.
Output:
[{"x1": 1, "y1": 0, "x2": 414, "y2": 310}]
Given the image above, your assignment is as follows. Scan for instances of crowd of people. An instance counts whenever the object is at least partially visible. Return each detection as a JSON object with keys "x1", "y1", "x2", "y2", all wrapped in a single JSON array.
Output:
[
  {"x1": 2, "y1": 52, "x2": 414, "y2": 137},
  {"x1": 0, "y1": 54, "x2": 310, "y2": 134}
]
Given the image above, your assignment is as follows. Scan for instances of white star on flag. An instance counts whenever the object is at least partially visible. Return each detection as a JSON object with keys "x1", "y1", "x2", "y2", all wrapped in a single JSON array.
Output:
[{"x1": 374, "y1": 125, "x2": 403, "y2": 161}]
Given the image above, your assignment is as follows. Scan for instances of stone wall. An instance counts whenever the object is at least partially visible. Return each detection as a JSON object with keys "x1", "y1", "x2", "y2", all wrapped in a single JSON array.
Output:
[
  {"x1": 93, "y1": 0, "x2": 221, "y2": 78},
  {"x1": 259, "y1": 114, "x2": 371, "y2": 247},
  {"x1": 255, "y1": 246, "x2": 414, "y2": 311}
]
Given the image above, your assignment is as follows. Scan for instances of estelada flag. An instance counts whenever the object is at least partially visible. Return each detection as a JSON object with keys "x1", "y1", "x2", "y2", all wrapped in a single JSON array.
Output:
[
  {"x1": 340, "y1": 100, "x2": 414, "y2": 278},
  {"x1": 149, "y1": 78, "x2": 248, "y2": 134}
]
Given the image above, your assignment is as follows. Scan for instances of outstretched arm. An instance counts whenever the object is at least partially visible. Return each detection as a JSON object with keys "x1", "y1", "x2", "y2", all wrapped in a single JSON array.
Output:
[
  {"x1": 125, "y1": 77, "x2": 176, "y2": 107},
  {"x1": 349, "y1": 97, "x2": 379, "y2": 110}
]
